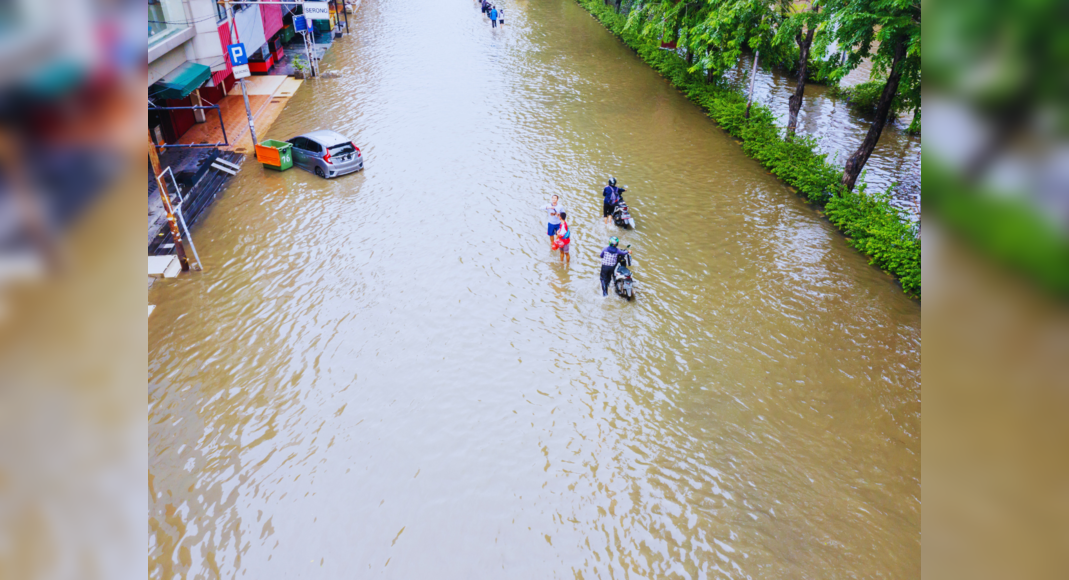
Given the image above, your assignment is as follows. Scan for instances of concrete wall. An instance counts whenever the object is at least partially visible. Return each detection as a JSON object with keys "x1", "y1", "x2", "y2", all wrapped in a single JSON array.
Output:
[
  {"x1": 148, "y1": 43, "x2": 191, "y2": 87},
  {"x1": 187, "y1": 0, "x2": 226, "y2": 72}
]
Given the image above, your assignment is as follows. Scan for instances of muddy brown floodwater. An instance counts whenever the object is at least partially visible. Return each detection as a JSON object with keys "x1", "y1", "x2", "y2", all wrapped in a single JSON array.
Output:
[{"x1": 148, "y1": 0, "x2": 921, "y2": 577}]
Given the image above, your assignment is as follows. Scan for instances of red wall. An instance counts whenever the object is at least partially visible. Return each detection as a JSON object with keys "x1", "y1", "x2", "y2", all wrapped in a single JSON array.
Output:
[
  {"x1": 261, "y1": 1, "x2": 284, "y2": 39},
  {"x1": 162, "y1": 95, "x2": 195, "y2": 144},
  {"x1": 198, "y1": 72, "x2": 234, "y2": 105},
  {"x1": 211, "y1": 21, "x2": 234, "y2": 87}
]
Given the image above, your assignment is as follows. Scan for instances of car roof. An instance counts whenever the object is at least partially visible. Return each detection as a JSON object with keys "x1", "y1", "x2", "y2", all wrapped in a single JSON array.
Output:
[{"x1": 300, "y1": 130, "x2": 351, "y2": 145}]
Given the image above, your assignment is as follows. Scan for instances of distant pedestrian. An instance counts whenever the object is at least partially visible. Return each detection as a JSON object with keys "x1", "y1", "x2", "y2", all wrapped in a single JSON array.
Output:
[
  {"x1": 543, "y1": 195, "x2": 566, "y2": 247},
  {"x1": 490, "y1": 6, "x2": 498, "y2": 27},
  {"x1": 481, "y1": 0, "x2": 488, "y2": 14},
  {"x1": 498, "y1": 8, "x2": 505, "y2": 25}
]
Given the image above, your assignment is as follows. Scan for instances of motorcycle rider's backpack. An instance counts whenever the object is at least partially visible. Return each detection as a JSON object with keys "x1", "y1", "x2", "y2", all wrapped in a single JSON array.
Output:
[{"x1": 607, "y1": 187, "x2": 620, "y2": 206}]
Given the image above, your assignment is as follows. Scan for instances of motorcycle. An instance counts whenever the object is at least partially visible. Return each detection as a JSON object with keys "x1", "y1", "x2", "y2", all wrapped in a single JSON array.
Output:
[
  {"x1": 613, "y1": 247, "x2": 635, "y2": 301},
  {"x1": 610, "y1": 187, "x2": 636, "y2": 229}
]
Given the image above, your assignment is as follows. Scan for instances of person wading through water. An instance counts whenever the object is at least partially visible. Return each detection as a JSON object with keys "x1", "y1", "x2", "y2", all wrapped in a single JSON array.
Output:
[
  {"x1": 602, "y1": 177, "x2": 626, "y2": 226},
  {"x1": 553, "y1": 211, "x2": 571, "y2": 264},
  {"x1": 542, "y1": 195, "x2": 566, "y2": 248},
  {"x1": 598, "y1": 237, "x2": 629, "y2": 296}
]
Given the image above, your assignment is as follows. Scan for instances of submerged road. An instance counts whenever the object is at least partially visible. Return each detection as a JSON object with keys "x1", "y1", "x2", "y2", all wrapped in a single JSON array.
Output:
[{"x1": 149, "y1": 0, "x2": 921, "y2": 577}]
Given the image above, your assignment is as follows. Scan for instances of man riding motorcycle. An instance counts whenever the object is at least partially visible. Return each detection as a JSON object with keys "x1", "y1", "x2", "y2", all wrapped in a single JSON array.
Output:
[{"x1": 602, "y1": 177, "x2": 626, "y2": 226}]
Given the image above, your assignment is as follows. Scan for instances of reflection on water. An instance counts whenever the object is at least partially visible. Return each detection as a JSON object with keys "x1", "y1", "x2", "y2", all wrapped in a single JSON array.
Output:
[
  {"x1": 148, "y1": 0, "x2": 921, "y2": 577},
  {"x1": 723, "y1": 53, "x2": 921, "y2": 219}
]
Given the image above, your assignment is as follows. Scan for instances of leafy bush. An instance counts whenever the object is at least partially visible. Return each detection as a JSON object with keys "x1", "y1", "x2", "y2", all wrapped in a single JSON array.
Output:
[
  {"x1": 906, "y1": 108, "x2": 921, "y2": 135},
  {"x1": 575, "y1": 0, "x2": 921, "y2": 298},
  {"x1": 777, "y1": 45, "x2": 837, "y2": 85},
  {"x1": 924, "y1": 158, "x2": 1069, "y2": 296},
  {"x1": 825, "y1": 186, "x2": 921, "y2": 295},
  {"x1": 828, "y1": 80, "x2": 905, "y2": 117}
]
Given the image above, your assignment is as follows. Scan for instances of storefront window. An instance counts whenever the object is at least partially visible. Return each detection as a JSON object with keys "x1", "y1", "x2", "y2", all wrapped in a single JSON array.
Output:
[{"x1": 148, "y1": 0, "x2": 187, "y2": 45}]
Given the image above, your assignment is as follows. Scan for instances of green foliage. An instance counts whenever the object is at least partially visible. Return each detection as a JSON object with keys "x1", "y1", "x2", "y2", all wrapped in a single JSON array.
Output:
[
  {"x1": 905, "y1": 108, "x2": 920, "y2": 135},
  {"x1": 825, "y1": 185, "x2": 921, "y2": 295},
  {"x1": 925, "y1": 0, "x2": 1062, "y2": 127},
  {"x1": 816, "y1": 0, "x2": 921, "y2": 114},
  {"x1": 924, "y1": 157, "x2": 1069, "y2": 296},
  {"x1": 773, "y1": 3, "x2": 834, "y2": 82},
  {"x1": 829, "y1": 80, "x2": 905, "y2": 116},
  {"x1": 777, "y1": 44, "x2": 837, "y2": 85},
  {"x1": 576, "y1": 0, "x2": 921, "y2": 298},
  {"x1": 624, "y1": 0, "x2": 789, "y2": 80}
]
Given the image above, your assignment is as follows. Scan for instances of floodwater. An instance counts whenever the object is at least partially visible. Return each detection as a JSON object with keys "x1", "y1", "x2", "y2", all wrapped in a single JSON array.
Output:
[
  {"x1": 148, "y1": 0, "x2": 921, "y2": 577},
  {"x1": 724, "y1": 52, "x2": 922, "y2": 220}
]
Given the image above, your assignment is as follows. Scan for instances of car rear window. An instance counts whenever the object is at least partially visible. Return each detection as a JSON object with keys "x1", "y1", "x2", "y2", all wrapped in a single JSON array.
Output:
[{"x1": 328, "y1": 143, "x2": 356, "y2": 156}]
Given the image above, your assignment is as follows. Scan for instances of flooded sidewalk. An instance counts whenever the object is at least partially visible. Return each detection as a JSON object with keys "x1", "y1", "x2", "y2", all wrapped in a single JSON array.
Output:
[{"x1": 175, "y1": 75, "x2": 304, "y2": 154}]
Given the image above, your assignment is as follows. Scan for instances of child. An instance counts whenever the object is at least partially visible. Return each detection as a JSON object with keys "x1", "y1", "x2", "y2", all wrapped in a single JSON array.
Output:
[{"x1": 555, "y1": 211, "x2": 571, "y2": 264}]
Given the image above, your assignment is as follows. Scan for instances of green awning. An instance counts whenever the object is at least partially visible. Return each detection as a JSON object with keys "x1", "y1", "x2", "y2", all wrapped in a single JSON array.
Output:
[{"x1": 153, "y1": 62, "x2": 212, "y2": 100}]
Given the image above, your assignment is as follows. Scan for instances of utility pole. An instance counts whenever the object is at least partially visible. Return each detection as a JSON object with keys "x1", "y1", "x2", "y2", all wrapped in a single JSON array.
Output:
[
  {"x1": 225, "y1": 1, "x2": 259, "y2": 146},
  {"x1": 301, "y1": 16, "x2": 318, "y2": 78},
  {"x1": 148, "y1": 130, "x2": 191, "y2": 272},
  {"x1": 341, "y1": 0, "x2": 350, "y2": 34},
  {"x1": 745, "y1": 51, "x2": 759, "y2": 119}
]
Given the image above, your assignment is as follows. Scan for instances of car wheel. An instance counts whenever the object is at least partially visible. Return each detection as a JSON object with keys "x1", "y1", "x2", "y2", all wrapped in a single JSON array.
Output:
[{"x1": 314, "y1": 166, "x2": 326, "y2": 178}]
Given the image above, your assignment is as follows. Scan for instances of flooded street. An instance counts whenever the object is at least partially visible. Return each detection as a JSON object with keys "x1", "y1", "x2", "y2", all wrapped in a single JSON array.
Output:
[{"x1": 148, "y1": 0, "x2": 920, "y2": 577}]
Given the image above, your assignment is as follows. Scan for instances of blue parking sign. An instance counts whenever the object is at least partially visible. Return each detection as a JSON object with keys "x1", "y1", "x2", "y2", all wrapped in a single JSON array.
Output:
[
  {"x1": 227, "y1": 43, "x2": 248, "y2": 67},
  {"x1": 294, "y1": 15, "x2": 308, "y2": 33}
]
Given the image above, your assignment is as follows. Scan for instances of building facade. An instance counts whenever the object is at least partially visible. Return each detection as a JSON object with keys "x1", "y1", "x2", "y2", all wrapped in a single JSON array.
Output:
[{"x1": 148, "y1": 0, "x2": 293, "y2": 146}]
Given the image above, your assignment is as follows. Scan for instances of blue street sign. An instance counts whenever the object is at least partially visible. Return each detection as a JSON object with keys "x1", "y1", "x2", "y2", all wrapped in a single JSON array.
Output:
[
  {"x1": 294, "y1": 15, "x2": 308, "y2": 33},
  {"x1": 227, "y1": 43, "x2": 248, "y2": 67}
]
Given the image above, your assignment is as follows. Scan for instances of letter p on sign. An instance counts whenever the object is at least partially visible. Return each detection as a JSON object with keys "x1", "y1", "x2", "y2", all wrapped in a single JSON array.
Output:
[
  {"x1": 228, "y1": 43, "x2": 251, "y2": 79},
  {"x1": 228, "y1": 43, "x2": 248, "y2": 66}
]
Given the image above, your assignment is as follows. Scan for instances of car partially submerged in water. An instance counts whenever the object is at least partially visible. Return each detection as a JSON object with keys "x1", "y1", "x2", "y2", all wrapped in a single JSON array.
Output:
[{"x1": 286, "y1": 130, "x2": 363, "y2": 178}]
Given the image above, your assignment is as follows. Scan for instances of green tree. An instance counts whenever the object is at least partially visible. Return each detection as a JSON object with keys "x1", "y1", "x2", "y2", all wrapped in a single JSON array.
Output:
[
  {"x1": 777, "y1": 3, "x2": 825, "y2": 139},
  {"x1": 683, "y1": 0, "x2": 785, "y2": 81},
  {"x1": 925, "y1": 0, "x2": 1062, "y2": 181},
  {"x1": 821, "y1": 0, "x2": 921, "y2": 190}
]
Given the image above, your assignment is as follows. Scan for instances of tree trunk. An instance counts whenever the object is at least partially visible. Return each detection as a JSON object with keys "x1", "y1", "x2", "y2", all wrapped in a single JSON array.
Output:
[
  {"x1": 842, "y1": 36, "x2": 907, "y2": 191},
  {"x1": 785, "y1": 26, "x2": 815, "y2": 140},
  {"x1": 615, "y1": 0, "x2": 622, "y2": 13}
]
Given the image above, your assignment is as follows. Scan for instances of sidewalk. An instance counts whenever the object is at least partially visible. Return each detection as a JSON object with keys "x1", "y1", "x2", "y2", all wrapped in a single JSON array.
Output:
[{"x1": 177, "y1": 75, "x2": 303, "y2": 153}]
